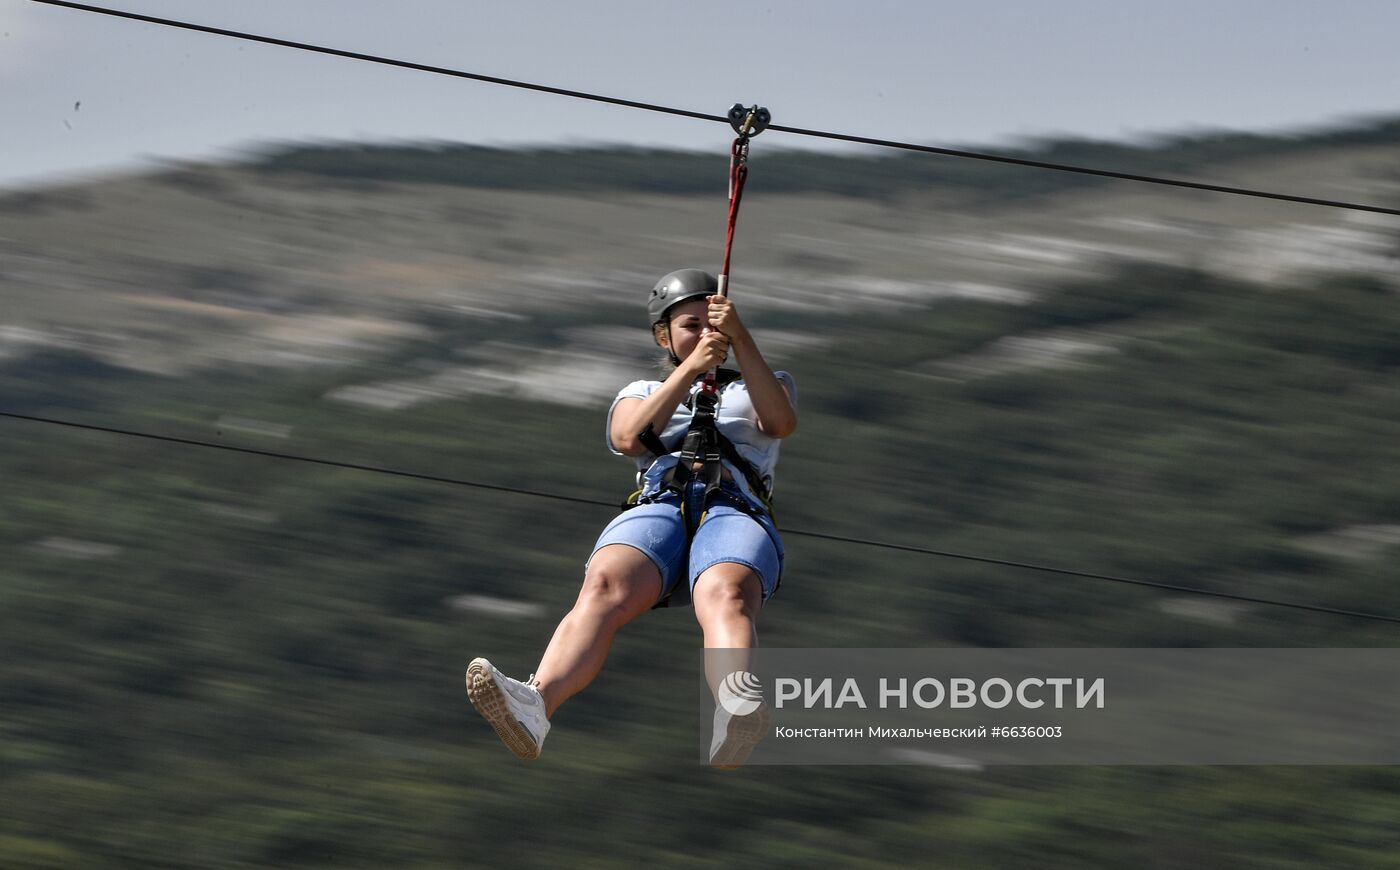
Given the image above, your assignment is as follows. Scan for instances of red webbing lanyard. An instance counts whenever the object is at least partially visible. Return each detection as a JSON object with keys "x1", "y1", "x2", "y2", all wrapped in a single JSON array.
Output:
[
  {"x1": 702, "y1": 108, "x2": 763, "y2": 400},
  {"x1": 717, "y1": 135, "x2": 750, "y2": 300}
]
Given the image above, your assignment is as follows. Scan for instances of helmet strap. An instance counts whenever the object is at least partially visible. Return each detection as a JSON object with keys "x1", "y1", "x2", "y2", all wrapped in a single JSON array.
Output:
[{"x1": 664, "y1": 322, "x2": 682, "y2": 367}]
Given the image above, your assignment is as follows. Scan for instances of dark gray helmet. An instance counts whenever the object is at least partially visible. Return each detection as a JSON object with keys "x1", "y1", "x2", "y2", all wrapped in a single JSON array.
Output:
[{"x1": 647, "y1": 268, "x2": 717, "y2": 326}]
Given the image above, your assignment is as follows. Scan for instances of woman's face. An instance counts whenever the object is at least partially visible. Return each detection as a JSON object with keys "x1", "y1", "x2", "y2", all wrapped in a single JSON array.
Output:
[{"x1": 659, "y1": 298, "x2": 711, "y2": 360}]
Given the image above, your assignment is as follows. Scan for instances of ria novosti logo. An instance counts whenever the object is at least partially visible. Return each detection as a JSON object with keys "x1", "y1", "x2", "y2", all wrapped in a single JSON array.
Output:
[{"x1": 717, "y1": 670, "x2": 764, "y2": 715}]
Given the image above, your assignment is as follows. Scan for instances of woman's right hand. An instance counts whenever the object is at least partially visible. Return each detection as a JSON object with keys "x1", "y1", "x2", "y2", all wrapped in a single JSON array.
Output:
[{"x1": 683, "y1": 330, "x2": 730, "y2": 377}]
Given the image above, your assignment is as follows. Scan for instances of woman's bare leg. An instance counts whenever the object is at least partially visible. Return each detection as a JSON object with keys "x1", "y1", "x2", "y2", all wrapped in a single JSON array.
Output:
[
  {"x1": 692, "y1": 562, "x2": 763, "y2": 697},
  {"x1": 530, "y1": 544, "x2": 662, "y2": 718},
  {"x1": 693, "y1": 563, "x2": 768, "y2": 768}
]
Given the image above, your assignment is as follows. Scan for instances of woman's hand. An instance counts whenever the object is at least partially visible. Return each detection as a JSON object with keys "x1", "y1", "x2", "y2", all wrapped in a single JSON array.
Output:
[
  {"x1": 706, "y1": 295, "x2": 751, "y2": 345},
  {"x1": 706, "y1": 295, "x2": 796, "y2": 439},
  {"x1": 682, "y1": 330, "x2": 731, "y2": 377}
]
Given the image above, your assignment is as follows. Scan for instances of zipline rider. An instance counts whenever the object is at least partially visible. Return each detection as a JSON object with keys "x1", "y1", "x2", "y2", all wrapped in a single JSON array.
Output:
[
  {"x1": 467, "y1": 105, "x2": 792, "y2": 768},
  {"x1": 466, "y1": 269, "x2": 796, "y2": 766}
]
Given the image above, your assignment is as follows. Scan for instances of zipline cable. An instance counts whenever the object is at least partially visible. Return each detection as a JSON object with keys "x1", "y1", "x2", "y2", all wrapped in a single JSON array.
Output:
[
  {"x1": 28, "y1": 0, "x2": 1400, "y2": 218},
  {"x1": 4, "y1": 409, "x2": 1399, "y2": 627},
  {"x1": 30, "y1": 0, "x2": 726, "y2": 124}
]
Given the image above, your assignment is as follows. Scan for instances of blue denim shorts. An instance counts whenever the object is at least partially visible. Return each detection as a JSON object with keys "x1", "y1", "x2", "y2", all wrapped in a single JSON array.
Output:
[{"x1": 588, "y1": 489, "x2": 783, "y2": 608}]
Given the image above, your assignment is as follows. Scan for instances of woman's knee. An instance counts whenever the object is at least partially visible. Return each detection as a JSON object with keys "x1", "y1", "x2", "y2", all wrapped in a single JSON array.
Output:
[
  {"x1": 692, "y1": 564, "x2": 761, "y2": 620},
  {"x1": 575, "y1": 545, "x2": 662, "y2": 623}
]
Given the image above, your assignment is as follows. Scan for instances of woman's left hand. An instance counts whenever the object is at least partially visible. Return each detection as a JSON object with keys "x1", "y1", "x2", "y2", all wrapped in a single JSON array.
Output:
[
  {"x1": 706, "y1": 294, "x2": 796, "y2": 437},
  {"x1": 706, "y1": 295, "x2": 751, "y2": 345}
]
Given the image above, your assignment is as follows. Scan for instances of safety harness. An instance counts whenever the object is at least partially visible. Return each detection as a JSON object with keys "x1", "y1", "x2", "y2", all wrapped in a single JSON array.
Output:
[
  {"x1": 626, "y1": 105, "x2": 775, "y2": 608},
  {"x1": 629, "y1": 368, "x2": 777, "y2": 524},
  {"x1": 626, "y1": 377, "x2": 782, "y2": 609}
]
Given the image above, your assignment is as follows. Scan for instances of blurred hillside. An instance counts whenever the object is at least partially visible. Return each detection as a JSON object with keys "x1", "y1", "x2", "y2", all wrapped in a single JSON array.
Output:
[{"x1": 2, "y1": 121, "x2": 1400, "y2": 868}]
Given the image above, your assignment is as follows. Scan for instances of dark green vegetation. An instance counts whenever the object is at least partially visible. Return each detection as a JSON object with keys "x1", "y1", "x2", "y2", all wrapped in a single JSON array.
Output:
[
  {"x1": 5, "y1": 129, "x2": 1400, "y2": 867},
  {"x1": 252, "y1": 116, "x2": 1400, "y2": 203}
]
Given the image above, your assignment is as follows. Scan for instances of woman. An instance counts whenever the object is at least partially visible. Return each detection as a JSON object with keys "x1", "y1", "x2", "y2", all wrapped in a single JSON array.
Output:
[{"x1": 466, "y1": 268, "x2": 796, "y2": 766}]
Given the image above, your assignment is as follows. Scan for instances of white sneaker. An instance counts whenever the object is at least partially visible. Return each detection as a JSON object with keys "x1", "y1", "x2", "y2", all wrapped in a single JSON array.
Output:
[
  {"x1": 465, "y1": 657, "x2": 551, "y2": 761},
  {"x1": 709, "y1": 701, "x2": 770, "y2": 770}
]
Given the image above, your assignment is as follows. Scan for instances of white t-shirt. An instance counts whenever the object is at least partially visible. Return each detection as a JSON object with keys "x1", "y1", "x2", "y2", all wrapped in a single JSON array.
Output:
[{"x1": 606, "y1": 371, "x2": 796, "y2": 512}]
